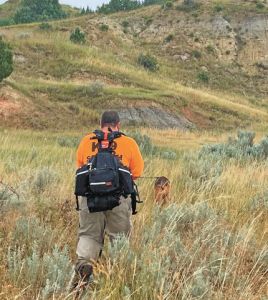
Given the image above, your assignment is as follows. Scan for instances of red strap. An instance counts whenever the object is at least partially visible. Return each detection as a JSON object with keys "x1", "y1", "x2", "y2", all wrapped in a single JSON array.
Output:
[
  {"x1": 101, "y1": 131, "x2": 109, "y2": 148},
  {"x1": 104, "y1": 132, "x2": 108, "y2": 140}
]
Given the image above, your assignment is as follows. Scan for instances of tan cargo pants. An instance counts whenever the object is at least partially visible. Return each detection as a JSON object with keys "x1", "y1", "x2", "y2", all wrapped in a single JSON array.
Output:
[{"x1": 76, "y1": 196, "x2": 132, "y2": 264}]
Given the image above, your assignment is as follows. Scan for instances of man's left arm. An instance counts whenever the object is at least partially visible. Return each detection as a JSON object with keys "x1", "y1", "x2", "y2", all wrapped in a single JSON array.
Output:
[{"x1": 129, "y1": 140, "x2": 144, "y2": 180}]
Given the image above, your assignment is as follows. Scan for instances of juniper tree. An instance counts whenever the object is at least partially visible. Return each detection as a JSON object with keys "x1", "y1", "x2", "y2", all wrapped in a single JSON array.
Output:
[
  {"x1": 14, "y1": 0, "x2": 67, "y2": 24},
  {"x1": 0, "y1": 38, "x2": 13, "y2": 82}
]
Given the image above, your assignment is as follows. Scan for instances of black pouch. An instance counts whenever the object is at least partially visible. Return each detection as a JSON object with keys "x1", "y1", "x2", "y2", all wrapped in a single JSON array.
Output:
[
  {"x1": 87, "y1": 195, "x2": 120, "y2": 212},
  {"x1": 89, "y1": 168, "x2": 119, "y2": 194},
  {"x1": 75, "y1": 165, "x2": 90, "y2": 196},
  {"x1": 119, "y1": 166, "x2": 134, "y2": 195}
]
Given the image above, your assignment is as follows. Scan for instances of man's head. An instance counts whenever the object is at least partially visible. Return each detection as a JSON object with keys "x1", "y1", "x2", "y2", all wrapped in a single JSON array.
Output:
[{"x1": 101, "y1": 111, "x2": 120, "y2": 131}]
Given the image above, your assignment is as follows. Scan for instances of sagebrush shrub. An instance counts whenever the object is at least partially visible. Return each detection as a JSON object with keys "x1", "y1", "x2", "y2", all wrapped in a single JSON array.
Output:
[
  {"x1": 57, "y1": 136, "x2": 80, "y2": 148},
  {"x1": 7, "y1": 217, "x2": 72, "y2": 298},
  {"x1": 39, "y1": 22, "x2": 53, "y2": 30},
  {"x1": 31, "y1": 167, "x2": 57, "y2": 192},
  {"x1": 200, "y1": 131, "x2": 268, "y2": 161},
  {"x1": 102, "y1": 202, "x2": 266, "y2": 298},
  {"x1": 131, "y1": 132, "x2": 157, "y2": 155},
  {"x1": 130, "y1": 132, "x2": 177, "y2": 160},
  {"x1": 86, "y1": 81, "x2": 104, "y2": 96}
]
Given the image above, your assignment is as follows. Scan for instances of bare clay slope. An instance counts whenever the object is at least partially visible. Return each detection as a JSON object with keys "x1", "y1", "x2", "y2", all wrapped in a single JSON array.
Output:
[{"x1": 0, "y1": 0, "x2": 268, "y2": 130}]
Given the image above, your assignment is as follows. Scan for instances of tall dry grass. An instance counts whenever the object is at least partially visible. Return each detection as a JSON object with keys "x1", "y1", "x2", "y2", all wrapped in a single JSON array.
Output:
[{"x1": 0, "y1": 129, "x2": 267, "y2": 299}]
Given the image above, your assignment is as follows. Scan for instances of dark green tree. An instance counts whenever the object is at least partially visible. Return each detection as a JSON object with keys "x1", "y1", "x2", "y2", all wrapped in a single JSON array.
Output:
[
  {"x1": 70, "y1": 28, "x2": 86, "y2": 44},
  {"x1": 97, "y1": 0, "x2": 141, "y2": 14},
  {"x1": 86, "y1": 6, "x2": 92, "y2": 14},
  {"x1": 143, "y1": 0, "x2": 163, "y2": 5},
  {"x1": 0, "y1": 38, "x2": 13, "y2": 82},
  {"x1": 14, "y1": 0, "x2": 67, "y2": 24}
]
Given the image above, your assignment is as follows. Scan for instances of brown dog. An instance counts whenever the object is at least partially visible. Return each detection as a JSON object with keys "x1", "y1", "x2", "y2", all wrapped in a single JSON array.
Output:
[{"x1": 154, "y1": 176, "x2": 171, "y2": 206}]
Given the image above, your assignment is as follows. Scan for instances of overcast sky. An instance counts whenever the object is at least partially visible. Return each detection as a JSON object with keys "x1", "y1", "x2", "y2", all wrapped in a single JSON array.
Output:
[{"x1": 0, "y1": 0, "x2": 110, "y2": 10}]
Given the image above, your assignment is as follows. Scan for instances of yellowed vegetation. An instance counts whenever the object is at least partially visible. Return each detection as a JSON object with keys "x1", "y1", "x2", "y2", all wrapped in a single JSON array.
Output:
[{"x1": 0, "y1": 129, "x2": 267, "y2": 299}]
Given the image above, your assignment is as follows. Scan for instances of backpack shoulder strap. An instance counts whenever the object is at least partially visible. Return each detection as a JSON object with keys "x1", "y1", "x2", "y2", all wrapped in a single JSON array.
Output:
[{"x1": 90, "y1": 130, "x2": 126, "y2": 151}]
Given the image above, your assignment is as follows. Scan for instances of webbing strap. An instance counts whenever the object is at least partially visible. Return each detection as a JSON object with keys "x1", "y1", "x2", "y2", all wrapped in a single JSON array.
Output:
[{"x1": 76, "y1": 196, "x2": 80, "y2": 211}]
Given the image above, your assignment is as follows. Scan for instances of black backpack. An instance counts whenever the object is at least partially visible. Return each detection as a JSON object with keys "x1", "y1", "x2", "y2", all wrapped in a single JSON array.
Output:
[{"x1": 75, "y1": 130, "x2": 136, "y2": 213}]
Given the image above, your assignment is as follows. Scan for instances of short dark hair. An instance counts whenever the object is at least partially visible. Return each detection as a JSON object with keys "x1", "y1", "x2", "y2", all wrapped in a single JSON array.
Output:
[{"x1": 101, "y1": 111, "x2": 120, "y2": 128}]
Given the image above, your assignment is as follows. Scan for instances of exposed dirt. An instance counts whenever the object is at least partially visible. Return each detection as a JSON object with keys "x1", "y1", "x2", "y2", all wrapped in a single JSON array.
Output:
[
  {"x1": 118, "y1": 106, "x2": 194, "y2": 129},
  {"x1": 181, "y1": 107, "x2": 212, "y2": 129},
  {"x1": 0, "y1": 85, "x2": 32, "y2": 126},
  {"x1": 0, "y1": 96, "x2": 21, "y2": 118}
]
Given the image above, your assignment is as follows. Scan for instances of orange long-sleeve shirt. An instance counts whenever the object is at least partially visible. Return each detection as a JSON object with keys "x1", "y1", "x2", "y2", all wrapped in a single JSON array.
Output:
[{"x1": 76, "y1": 132, "x2": 144, "y2": 179}]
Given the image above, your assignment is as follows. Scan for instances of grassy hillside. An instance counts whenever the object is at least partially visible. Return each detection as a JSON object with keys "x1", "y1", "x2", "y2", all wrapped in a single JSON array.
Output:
[{"x1": 0, "y1": 0, "x2": 267, "y2": 131}]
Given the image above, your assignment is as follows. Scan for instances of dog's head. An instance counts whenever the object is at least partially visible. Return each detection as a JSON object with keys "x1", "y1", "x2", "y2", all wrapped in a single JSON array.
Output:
[{"x1": 154, "y1": 176, "x2": 171, "y2": 205}]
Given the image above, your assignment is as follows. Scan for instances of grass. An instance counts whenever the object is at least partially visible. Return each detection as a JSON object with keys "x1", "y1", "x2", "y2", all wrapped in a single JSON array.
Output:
[{"x1": 0, "y1": 128, "x2": 267, "y2": 299}]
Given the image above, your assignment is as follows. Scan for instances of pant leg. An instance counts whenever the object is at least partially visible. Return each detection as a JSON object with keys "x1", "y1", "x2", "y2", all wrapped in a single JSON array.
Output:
[
  {"x1": 105, "y1": 196, "x2": 132, "y2": 243},
  {"x1": 76, "y1": 197, "x2": 105, "y2": 262}
]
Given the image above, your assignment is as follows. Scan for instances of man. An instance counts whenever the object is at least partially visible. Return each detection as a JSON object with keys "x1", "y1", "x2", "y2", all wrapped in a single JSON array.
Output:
[{"x1": 73, "y1": 111, "x2": 144, "y2": 288}]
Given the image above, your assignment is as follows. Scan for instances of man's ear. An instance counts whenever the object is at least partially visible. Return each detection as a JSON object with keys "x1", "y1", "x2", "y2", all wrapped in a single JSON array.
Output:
[{"x1": 117, "y1": 122, "x2": 121, "y2": 130}]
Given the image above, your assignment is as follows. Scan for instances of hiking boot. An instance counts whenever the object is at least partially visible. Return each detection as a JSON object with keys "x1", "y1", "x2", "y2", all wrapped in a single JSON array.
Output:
[
  {"x1": 67, "y1": 263, "x2": 94, "y2": 294},
  {"x1": 77, "y1": 263, "x2": 94, "y2": 285}
]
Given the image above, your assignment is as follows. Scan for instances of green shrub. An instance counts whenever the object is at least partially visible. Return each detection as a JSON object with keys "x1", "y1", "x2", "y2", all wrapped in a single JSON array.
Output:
[
  {"x1": 214, "y1": 4, "x2": 224, "y2": 12},
  {"x1": 138, "y1": 53, "x2": 159, "y2": 72},
  {"x1": 256, "y1": 2, "x2": 265, "y2": 9},
  {"x1": 99, "y1": 24, "x2": 109, "y2": 32},
  {"x1": 176, "y1": 0, "x2": 200, "y2": 12},
  {"x1": 192, "y1": 49, "x2": 202, "y2": 59},
  {"x1": 145, "y1": 18, "x2": 153, "y2": 26},
  {"x1": 122, "y1": 20, "x2": 130, "y2": 28},
  {"x1": 162, "y1": 1, "x2": 173, "y2": 9},
  {"x1": 0, "y1": 38, "x2": 13, "y2": 82},
  {"x1": 39, "y1": 22, "x2": 53, "y2": 30},
  {"x1": 206, "y1": 45, "x2": 215, "y2": 54},
  {"x1": 70, "y1": 27, "x2": 86, "y2": 44},
  {"x1": 164, "y1": 34, "x2": 174, "y2": 43},
  {"x1": 197, "y1": 71, "x2": 209, "y2": 83}
]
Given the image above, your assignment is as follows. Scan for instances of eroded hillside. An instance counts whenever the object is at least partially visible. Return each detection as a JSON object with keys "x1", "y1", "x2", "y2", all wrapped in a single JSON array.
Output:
[{"x1": 0, "y1": 0, "x2": 267, "y2": 130}]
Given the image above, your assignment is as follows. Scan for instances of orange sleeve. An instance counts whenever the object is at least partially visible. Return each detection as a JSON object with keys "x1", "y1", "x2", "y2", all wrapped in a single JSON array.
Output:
[
  {"x1": 76, "y1": 137, "x2": 87, "y2": 168},
  {"x1": 129, "y1": 139, "x2": 144, "y2": 179}
]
